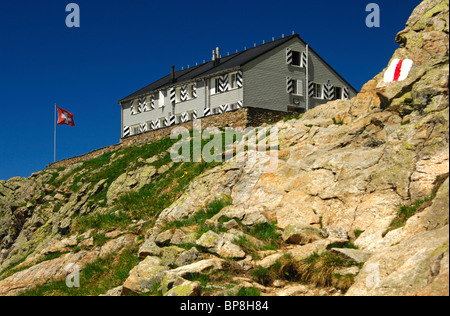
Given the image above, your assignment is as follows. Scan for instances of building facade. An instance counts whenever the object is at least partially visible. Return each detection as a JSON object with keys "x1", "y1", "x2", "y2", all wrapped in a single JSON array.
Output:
[{"x1": 118, "y1": 34, "x2": 358, "y2": 138}]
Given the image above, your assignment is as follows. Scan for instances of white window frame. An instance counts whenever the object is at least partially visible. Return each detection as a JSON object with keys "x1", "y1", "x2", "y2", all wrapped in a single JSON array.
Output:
[
  {"x1": 229, "y1": 72, "x2": 238, "y2": 90},
  {"x1": 211, "y1": 77, "x2": 221, "y2": 95},
  {"x1": 311, "y1": 82, "x2": 324, "y2": 99},
  {"x1": 131, "y1": 125, "x2": 140, "y2": 136},
  {"x1": 291, "y1": 79, "x2": 303, "y2": 96}
]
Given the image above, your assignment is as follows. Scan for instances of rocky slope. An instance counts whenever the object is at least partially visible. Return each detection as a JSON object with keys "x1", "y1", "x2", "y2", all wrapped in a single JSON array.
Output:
[{"x1": 0, "y1": 0, "x2": 448, "y2": 296}]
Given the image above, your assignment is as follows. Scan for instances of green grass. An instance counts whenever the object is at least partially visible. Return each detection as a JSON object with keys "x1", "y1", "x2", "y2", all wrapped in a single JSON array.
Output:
[
  {"x1": 283, "y1": 113, "x2": 303, "y2": 122},
  {"x1": 20, "y1": 246, "x2": 140, "y2": 296},
  {"x1": 384, "y1": 195, "x2": 434, "y2": 236},
  {"x1": 235, "y1": 287, "x2": 261, "y2": 296},
  {"x1": 332, "y1": 117, "x2": 344, "y2": 125},
  {"x1": 251, "y1": 266, "x2": 273, "y2": 286},
  {"x1": 92, "y1": 232, "x2": 109, "y2": 247},
  {"x1": 72, "y1": 211, "x2": 132, "y2": 233},
  {"x1": 354, "y1": 230, "x2": 364, "y2": 239},
  {"x1": 296, "y1": 251, "x2": 359, "y2": 287},
  {"x1": 326, "y1": 241, "x2": 358, "y2": 250},
  {"x1": 164, "y1": 197, "x2": 232, "y2": 234},
  {"x1": 247, "y1": 222, "x2": 281, "y2": 248},
  {"x1": 251, "y1": 251, "x2": 361, "y2": 289}
]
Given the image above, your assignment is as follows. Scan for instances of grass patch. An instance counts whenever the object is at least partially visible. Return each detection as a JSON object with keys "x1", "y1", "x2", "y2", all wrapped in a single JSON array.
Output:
[
  {"x1": 332, "y1": 117, "x2": 344, "y2": 125},
  {"x1": 283, "y1": 113, "x2": 303, "y2": 122},
  {"x1": 164, "y1": 197, "x2": 232, "y2": 235},
  {"x1": 384, "y1": 195, "x2": 434, "y2": 237},
  {"x1": 326, "y1": 241, "x2": 358, "y2": 250},
  {"x1": 72, "y1": 211, "x2": 132, "y2": 233},
  {"x1": 332, "y1": 273, "x2": 356, "y2": 293},
  {"x1": 20, "y1": 246, "x2": 140, "y2": 296},
  {"x1": 247, "y1": 222, "x2": 282, "y2": 248},
  {"x1": 235, "y1": 287, "x2": 261, "y2": 296},
  {"x1": 251, "y1": 266, "x2": 273, "y2": 286},
  {"x1": 296, "y1": 251, "x2": 358, "y2": 287},
  {"x1": 353, "y1": 230, "x2": 364, "y2": 239},
  {"x1": 92, "y1": 232, "x2": 110, "y2": 247}
]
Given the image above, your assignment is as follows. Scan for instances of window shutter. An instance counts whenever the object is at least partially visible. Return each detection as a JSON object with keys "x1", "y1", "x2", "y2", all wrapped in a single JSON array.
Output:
[
  {"x1": 170, "y1": 88, "x2": 176, "y2": 104},
  {"x1": 324, "y1": 83, "x2": 334, "y2": 100},
  {"x1": 130, "y1": 100, "x2": 136, "y2": 115},
  {"x1": 237, "y1": 70, "x2": 243, "y2": 88},
  {"x1": 308, "y1": 82, "x2": 315, "y2": 98},
  {"x1": 181, "y1": 85, "x2": 188, "y2": 102},
  {"x1": 123, "y1": 126, "x2": 130, "y2": 137},
  {"x1": 286, "y1": 48, "x2": 292, "y2": 65},
  {"x1": 219, "y1": 74, "x2": 229, "y2": 92},
  {"x1": 219, "y1": 104, "x2": 229, "y2": 113},
  {"x1": 140, "y1": 123, "x2": 147, "y2": 133},
  {"x1": 150, "y1": 95, "x2": 155, "y2": 110},
  {"x1": 151, "y1": 120, "x2": 160, "y2": 130},
  {"x1": 301, "y1": 51, "x2": 308, "y2": 68},
  {"x1": 192, "y1": 82, "x2": 197, "y2": 98},
  {"x1": 286, "y1": 77, "x2": 294, "y2": 94},
  {"x1": 343, "y1": 87, "x2": 349, "y2": 99},
  {"x1": 181, "y1": 112, "x2": 189, "y2": 123}
]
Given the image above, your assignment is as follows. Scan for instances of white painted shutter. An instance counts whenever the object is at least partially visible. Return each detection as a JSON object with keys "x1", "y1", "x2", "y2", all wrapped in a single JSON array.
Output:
[
  {"x1": 286, "y1": 48, "x2": 292, "y2": 65},
  {"x1": 286, "y1": 77, "x2": 293, "y2": 94}
]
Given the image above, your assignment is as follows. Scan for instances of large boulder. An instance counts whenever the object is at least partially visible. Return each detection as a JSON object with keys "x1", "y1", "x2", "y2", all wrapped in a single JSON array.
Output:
[{"x1": 346, "y1": 225, "x2": 449, "y2": 296}]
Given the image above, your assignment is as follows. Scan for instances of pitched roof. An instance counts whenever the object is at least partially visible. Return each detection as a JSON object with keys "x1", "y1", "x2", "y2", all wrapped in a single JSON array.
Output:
[
  {"x1": 118, "y1": 34, "x2": 357, "y2": 103},
  {"x1": 118, "y1": 35, "x2": 297, "y2": 103}
]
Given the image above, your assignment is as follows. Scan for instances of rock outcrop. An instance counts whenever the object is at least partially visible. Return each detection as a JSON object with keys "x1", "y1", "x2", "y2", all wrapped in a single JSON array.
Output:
[{"x1": 0, "y1": 0, "x2": 448, "y2": 297}]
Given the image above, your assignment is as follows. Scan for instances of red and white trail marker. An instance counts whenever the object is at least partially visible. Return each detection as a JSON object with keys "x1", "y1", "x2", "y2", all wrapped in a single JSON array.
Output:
[{"x1": 384, "y1": 59, "x2": 413, "y2": 83}]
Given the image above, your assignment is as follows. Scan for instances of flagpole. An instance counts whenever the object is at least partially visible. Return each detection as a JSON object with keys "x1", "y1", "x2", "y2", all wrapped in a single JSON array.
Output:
[{"x1": 54, "y1": 104, "x2": 57, "y2": 163}]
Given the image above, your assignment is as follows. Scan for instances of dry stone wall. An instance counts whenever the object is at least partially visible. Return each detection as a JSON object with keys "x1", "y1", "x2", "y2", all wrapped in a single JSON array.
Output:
[{"x1": 47, "y1": 108, "x2": 286, "y2": 169}]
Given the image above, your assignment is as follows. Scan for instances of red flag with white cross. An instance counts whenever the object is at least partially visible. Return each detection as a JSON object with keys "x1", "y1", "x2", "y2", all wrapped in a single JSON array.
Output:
[{"x1": 56, "y1": 106, "x2": 75, "y2": 127}]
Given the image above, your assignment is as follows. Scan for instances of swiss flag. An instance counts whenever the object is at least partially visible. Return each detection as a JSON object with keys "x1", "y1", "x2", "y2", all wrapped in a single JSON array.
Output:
[{"x1": 57, "y1": 107, "x2": 75, "y2": 127}]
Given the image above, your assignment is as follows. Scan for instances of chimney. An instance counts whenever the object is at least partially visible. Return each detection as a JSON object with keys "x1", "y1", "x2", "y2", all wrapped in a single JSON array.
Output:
[
  {"x1": 212, "y1": 50, "x2": 216, "y2": 61},
  {"x1": 214, "y1": 47, "x2": 220, "y2": 66},
  {"x1": 171, "y1": 65, "x2": 176, "y2": 83}
]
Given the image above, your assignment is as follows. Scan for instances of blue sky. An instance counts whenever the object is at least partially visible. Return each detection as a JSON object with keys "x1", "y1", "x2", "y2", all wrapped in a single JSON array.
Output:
[{"x1": 0, "y1": 0, "x2": 422, "y2": 180}]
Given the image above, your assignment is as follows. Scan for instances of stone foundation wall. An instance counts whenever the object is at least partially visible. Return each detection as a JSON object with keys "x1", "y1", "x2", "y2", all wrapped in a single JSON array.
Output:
[{"x1": 47, "y1": 108, "x2": 286, "y2": 169}]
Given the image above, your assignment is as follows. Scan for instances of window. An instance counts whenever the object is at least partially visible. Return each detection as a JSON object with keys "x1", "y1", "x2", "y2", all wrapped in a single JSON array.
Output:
[
  {"x1": 188, "y1": 84, "x2": 194, "y2": 99},
  {"x1": 292, "y1": 51, "x2": 301, "y2": 66},
  {"x1": 311, "y1": 83, "x2": 323, "y2": 99},
  {"x1": 214, "y1": 78, "x2": 220, "y2": 94},
  {"x1": 159, "y1": 91, "x2": 166, "y2": 107},
  {"x1": 292, "y1": 79, "x2": 303, "y2": 96},
  {"x1": 175, "y1": 87, "x2": 181, "y2": 103},
  {"x1": 229, "y1": 72, "x2": 238, "y2": 89},
  {"x1": 132, "y1": 102, "x2": 139, "y2": 114},
  {"x1": 334, "y1": 87, "x2": 343, "y2": 100},
  {"x1": 132, "y1": 125, "x2": 140, "y2": 135}
]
